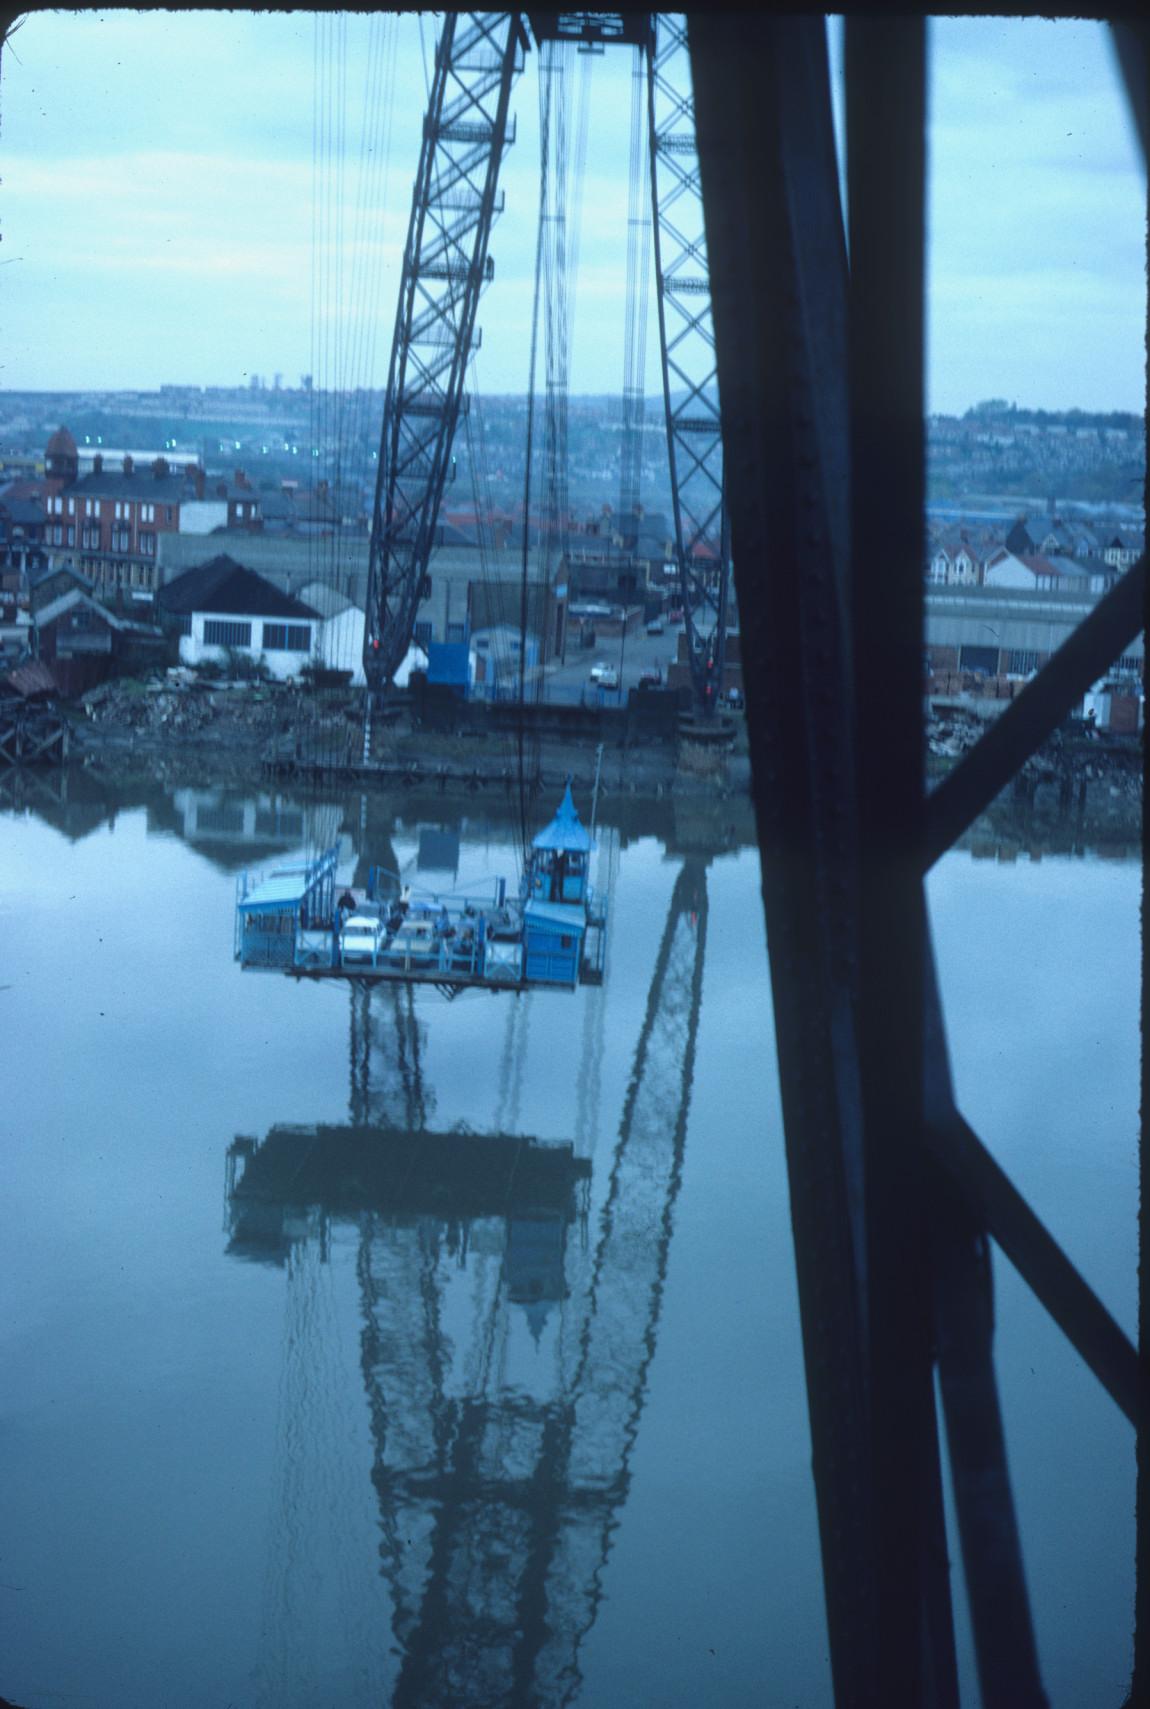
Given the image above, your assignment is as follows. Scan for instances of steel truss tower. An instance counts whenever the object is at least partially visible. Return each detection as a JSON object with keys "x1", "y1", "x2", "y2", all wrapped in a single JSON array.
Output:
[
  {"x1": 365, "y1": 13, "x2": 527, "y2": 691},
  {"x1": 365, "y1": 11, "x2": 731, "y2": 715}
]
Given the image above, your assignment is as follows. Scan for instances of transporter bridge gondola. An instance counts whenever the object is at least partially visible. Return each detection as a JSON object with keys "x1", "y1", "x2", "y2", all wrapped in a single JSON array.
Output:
[{"x1": 234, "y1": 781, "x2": 608, "y2": 995}]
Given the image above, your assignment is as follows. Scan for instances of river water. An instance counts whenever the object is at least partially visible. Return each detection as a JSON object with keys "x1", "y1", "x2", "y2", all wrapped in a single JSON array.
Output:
[{"x1": 1, "y1": 772, "x2": 1139, "y2": 1708}]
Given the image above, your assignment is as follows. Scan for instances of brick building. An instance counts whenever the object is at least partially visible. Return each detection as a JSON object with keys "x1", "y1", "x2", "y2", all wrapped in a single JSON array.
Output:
[
  {"x1": 61, "y1": 470, "x2": 186, "y2": 597},
  {"x1": 38, "y1": 427, "x2": 261, "y2": 600}
]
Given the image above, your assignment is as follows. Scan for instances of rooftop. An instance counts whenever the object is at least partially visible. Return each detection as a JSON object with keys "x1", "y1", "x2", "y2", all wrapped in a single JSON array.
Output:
[
  {"x1": 73, "y1": 468, "x2": 192, "y2": 501},
  {"x1": 531, "y1": 782, "x2": 593, "y2": 854},
  {"x1": 524, "y1": 899, "x2": 588, "y2": 930},
  {"x1": 296, "y1": 579, "x2": 360, "y2": 618},
  {"x1": 157, "y1": 554, "x2": 320, "y2": 620},
  {"x1": 45, "y1": 426, "x2": 77, "y2": 460},
  {"x1": 239, "y1": 870, "x2": 315, "y2": 910}
]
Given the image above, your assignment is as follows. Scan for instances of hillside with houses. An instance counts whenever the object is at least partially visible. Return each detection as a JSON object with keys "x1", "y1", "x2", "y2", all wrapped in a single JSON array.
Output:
[
  {"x1": 927, "y1": 401, "x2": 1144, "y2": 504},
  {"x1": 1, "y1": 387, "x2": 1144, "y2": 520}
]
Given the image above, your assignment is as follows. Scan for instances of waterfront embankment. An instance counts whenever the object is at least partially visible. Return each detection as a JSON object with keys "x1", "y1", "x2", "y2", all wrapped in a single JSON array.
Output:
[{"x1": 58, "y1": 674, "x2": 1142, "y2": 833}]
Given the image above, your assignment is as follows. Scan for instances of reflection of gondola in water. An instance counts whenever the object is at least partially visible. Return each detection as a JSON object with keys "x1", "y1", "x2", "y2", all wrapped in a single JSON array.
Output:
[
  {"x1": 226, "y1": 1121, "x2": 589, "y2": 1296},
  {"x1": 225, "y1": 857, "x2": 709, "y2": 1706}
]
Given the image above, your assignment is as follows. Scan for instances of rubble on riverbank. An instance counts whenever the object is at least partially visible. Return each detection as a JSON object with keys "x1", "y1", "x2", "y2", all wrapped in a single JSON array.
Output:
[
  {"x1": 70, "y1": 672, "x2": 749, "y2": 797},
  {"x1": 76, "y1": 674, "x2": 331, "y2": 751},
  {"x1": 67, "y1": 670, "x2": 1141, "y2": 811},
  {"x1": 927, "y1": 701, "x2": 1142, "y2": 801}
]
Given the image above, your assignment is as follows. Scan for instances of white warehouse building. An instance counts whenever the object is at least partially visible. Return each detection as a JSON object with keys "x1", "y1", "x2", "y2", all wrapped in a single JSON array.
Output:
[
  {"x1": 159, "y1": 554, "x2": 322, "y2": 681},
  {"x1": 159, "y1": 556, "x2": 429, "y2": 686}
]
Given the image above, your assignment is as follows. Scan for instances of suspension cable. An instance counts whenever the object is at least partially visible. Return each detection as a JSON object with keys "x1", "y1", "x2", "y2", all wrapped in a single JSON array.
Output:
[
  {"x1": 517, "y1": 44, "x2": 553, "y2": 865},
  {"x1": 619, "y1": 43, "x2": 653, "y2": 542}
]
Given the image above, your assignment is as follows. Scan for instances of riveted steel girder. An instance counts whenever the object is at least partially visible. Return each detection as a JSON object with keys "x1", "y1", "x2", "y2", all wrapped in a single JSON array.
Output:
[{"x1": 690, "y1": 11, "x2": 1140, "y2": 1706}]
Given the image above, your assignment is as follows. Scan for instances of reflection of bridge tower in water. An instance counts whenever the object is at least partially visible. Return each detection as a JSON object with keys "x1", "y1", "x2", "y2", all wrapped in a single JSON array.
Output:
[{"x1": 225, "y1": 854, "x2": 709, "y2": 1705}]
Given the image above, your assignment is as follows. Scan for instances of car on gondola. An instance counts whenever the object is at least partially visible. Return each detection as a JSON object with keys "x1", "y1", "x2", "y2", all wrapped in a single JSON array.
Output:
[
  {"x1": 340, "y1": 911, "x2": 387, "y2": 966},
  {"x1": 387, "y1": 916, "x2": 439, "y2": 969}
]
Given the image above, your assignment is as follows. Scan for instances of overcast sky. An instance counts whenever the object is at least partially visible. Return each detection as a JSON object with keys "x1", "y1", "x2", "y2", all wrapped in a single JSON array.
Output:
[{"x1": 0, "y1": 12, "x2": 1144, "y2": 414}]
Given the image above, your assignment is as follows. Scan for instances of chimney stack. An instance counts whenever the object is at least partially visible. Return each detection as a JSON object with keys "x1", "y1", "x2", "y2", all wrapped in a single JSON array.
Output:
[
  {"x1": 122, "y1": 455, "x2": 134, "y2": 475},
  {"x1": 93, "y1": 454, "x2": 103, "y2": 475},
  {"x1": 152, "y1": 457, "x2": 169, "y2": 479},
  {"x1": 234, "y1": 468, "x2": 249, "y2": 490}
]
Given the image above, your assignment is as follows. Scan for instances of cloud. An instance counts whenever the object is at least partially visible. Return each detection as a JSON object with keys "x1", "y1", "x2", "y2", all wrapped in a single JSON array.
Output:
[
  {"x1": 1, "y1": 10, "x2": 1144, "y2": 404},
  {"x1": 3, "y1": 10, "x2": 343, "y2": 163},
  {"x1": 925, "y1": 17, "x2": 1145, "y2": 412}
]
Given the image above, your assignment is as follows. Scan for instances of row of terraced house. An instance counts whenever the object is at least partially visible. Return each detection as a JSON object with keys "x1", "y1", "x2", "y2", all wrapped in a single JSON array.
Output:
[{"x1": 927, "y1": 512, "x2": 1143, "y2": 595}]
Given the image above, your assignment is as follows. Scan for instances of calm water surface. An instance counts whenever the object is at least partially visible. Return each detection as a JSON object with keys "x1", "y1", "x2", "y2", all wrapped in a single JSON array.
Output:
[{"x1": 1, "y1": 776, "x2": 1138, "y2": 1707}]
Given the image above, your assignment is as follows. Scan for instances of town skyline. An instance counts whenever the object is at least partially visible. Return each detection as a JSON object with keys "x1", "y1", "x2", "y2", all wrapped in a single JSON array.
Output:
[{"x1": 1, "y1": 381, "x2": 1144, "y2": 421}]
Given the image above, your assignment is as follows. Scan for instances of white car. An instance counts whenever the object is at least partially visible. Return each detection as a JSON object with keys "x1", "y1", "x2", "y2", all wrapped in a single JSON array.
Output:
[
  {"x1": 340, "y1": 912, "x2": 386, "y2": 965},
  {"x1": 588, "y1": 662, "x2": 619, "y2": 689}
]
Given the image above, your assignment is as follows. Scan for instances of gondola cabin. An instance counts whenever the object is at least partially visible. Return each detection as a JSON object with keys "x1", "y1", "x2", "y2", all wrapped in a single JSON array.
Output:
[
  {"x1": 235, "y1": 849, "x2": 337, "y2": 968},
  {"x1": 523, "y1": 783, "x2": 593, "y2": 986}
]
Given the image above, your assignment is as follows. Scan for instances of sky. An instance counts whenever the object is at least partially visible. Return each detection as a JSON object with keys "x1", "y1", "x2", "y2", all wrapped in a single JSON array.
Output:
[{"x1": 0, "y1": 11, "x2": 1145, "y2": 415}]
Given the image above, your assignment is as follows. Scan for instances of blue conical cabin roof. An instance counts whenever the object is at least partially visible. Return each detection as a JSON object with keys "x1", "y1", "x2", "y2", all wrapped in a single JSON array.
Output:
[{"x1": 531, "y1": 782, "x2": 593, "y2": 853}]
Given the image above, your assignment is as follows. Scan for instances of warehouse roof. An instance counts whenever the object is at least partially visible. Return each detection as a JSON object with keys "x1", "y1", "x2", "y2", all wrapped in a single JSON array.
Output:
[{"x1": 158, "y1": 555, "x2": 320, "y2": 620}]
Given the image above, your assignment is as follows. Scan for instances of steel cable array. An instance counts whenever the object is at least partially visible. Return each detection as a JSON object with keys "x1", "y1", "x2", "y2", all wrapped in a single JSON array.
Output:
[
  {"x1": 514, "y1": 46, "x2": 551, "y2": 863},
  {"x1": 619, "y1": 44, "x2": 653, "y2": 543},
  {"x1": 301, "y1": 14, "x2": 399, "y2": 796}
]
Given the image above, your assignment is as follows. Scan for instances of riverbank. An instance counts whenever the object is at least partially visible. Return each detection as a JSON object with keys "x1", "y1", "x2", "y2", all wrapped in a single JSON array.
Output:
[
  {"x1": 67, "y1": 675, "x2": 752, "y2": 796},
  {"x1": 61, "y1": 673, "x2": 1141, "y2": 828}
]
